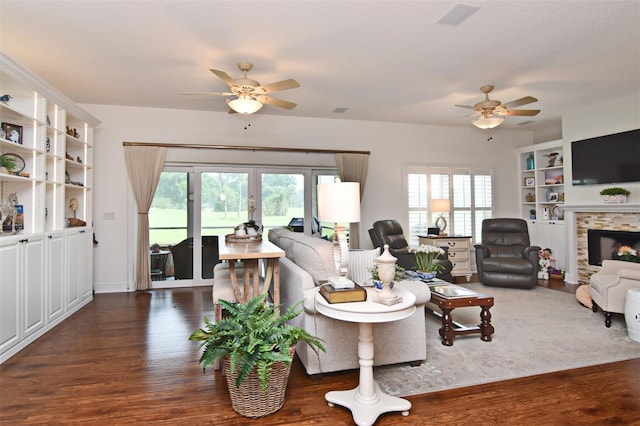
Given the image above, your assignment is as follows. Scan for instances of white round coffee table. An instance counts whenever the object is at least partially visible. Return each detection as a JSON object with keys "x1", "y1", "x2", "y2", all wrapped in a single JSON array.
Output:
[{"x1": 315, "y1": 287, "x2": 416, "y2": 426}]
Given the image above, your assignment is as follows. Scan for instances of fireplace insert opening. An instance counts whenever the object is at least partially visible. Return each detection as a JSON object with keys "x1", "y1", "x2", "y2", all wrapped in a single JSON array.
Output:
[{"x1": 587, "y1": 229, "x2": 640, "y2": 266}]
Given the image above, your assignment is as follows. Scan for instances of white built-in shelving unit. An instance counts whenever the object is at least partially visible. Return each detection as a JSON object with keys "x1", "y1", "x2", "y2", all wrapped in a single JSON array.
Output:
[
  {"x1": 0, "y1": 52, "x2": 100, "y2": 363},
  {"x1": 516, "y1": 140, "x2": 567, "y2": 269}
]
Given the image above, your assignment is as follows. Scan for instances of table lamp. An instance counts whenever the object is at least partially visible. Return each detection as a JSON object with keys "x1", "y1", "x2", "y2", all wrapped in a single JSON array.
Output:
[
  {"x1": 431, "y1": 198, "x2": 450, "y2": 236},
  {"x1": 317, "y1": 182, "x2": 361, "y2": 289}
]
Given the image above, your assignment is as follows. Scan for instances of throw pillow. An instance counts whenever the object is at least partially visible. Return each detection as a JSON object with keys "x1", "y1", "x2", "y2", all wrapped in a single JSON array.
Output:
[{"x1": 348, "y1": 248, "x2": 380, "y2": 285}]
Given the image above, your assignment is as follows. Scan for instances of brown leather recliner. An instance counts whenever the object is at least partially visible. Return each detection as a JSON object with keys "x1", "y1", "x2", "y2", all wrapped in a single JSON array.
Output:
[
  {"x1": 369, "y1": 219, "x2": 454, "y2": 282},
  {"x1": 475, "y1": 218, "x2": 541, "y2": 289}
]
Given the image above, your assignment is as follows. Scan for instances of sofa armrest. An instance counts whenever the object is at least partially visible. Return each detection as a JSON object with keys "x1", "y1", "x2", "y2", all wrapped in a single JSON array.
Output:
[
  {"x1": 278, "y1": 257, "x2": 316, "y2": 320},
  {"x1": 524, "y1": 245, "x2": 542, "y2": 264},
  {"x1": 475, "y1": 244, "x2": 489, "y2": 259},
  {"x1": 619, "y1": 268, "x2": 640, "y2": 282},
  {"x1": 600, "y1": 259, "x2": 640, "y2": 276},
  {"x1": 395, "y1": 280, "x2": 431, "y2": 305}
]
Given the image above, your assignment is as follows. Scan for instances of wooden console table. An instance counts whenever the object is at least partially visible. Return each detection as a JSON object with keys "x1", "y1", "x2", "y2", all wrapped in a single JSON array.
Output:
[{"x1": 218, "y1": 239, "x2": 285, "y2": 306}]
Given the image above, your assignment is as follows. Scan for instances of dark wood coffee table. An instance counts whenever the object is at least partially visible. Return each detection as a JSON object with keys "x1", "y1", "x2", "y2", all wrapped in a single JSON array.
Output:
[{"x1": 427, "y1": 283, "x2": 494, "y2": 346}]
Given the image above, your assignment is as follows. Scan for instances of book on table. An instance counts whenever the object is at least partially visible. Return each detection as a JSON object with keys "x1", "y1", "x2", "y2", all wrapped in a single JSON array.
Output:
[
  {"x1": 429, "y1": 284, "x2": 478, "y2": 299},
  {"x1": 319, "y1": 283, "x2": 367, "y2": 303}
]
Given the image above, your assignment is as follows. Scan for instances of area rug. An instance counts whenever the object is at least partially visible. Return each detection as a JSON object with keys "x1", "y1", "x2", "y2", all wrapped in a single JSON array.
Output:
[{"x1": 374, "y1": 283, "x2": 640, "y2": 397}]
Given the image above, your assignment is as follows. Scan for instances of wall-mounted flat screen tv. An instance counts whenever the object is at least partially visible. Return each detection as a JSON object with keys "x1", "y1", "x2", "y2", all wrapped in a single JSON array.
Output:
[{"x1": 571, "y1": 128, "x2": 640, "y2": 185}]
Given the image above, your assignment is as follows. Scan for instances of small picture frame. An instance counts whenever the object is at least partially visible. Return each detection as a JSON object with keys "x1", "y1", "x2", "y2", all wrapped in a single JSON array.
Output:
[
  {"x1": 1, "y1": 122, "x2": 23, "y2": 145},
  {"x1": 524, "y1": 177, "x2": 535, "y2": 187},
  {"x1": 548, "y1": 192, "x2": 559, "y2": 202}
]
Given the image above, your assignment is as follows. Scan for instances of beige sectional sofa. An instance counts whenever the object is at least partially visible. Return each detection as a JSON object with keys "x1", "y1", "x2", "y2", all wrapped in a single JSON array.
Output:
[{"x1": 268, "y1": 227, "x2": 430, "y2": 375}]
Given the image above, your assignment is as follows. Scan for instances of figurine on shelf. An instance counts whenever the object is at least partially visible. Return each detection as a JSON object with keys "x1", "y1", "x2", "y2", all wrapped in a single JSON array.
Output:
[
  {"x1": 66, "y1": 127, "x2": 79, "y2": 138},
  {"x1": 0, "y1": 193, "x2": 18, "y2": 234},
  {"x1": 0, "y1": 94, "x2": 12, "y2": 104},
  {"x1": 545, "y1": 152, "x2": 559, "y2": 167}
]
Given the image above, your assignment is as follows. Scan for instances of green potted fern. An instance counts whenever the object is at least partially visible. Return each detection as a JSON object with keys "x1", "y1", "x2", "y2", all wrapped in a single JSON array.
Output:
[{"x1": 189, "y1": 294, "x2": 325, "y2": 418}]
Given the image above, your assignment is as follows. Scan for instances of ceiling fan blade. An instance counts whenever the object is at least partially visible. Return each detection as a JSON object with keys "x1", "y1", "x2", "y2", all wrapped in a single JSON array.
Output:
[
  {"x1": 182, "y1": 91, "x2": 234, "y2": 96},
  {"x1": 255, "y1": 79, "x2": 300, "y2": 94},
  {"x1": 502, "y1": 109, "x2": 541, "y2": 116},
  {"x1": 257, "y1": 95, "x2": 297, "y2": 110},
  {"x1": 502, "y1": 96, "x2": 537, "y2": 109},
  {"x1": 209, "y1": 69, "x2": 237, "y2": 87},
  {"x1": 455, "y1": 104, "x2": 476, "y2": 110}
]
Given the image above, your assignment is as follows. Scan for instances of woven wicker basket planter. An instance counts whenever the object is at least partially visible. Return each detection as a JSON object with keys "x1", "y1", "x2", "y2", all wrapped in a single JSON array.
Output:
[{"x1": 223, "y1": 348, "x2": 295, "y2": 418}]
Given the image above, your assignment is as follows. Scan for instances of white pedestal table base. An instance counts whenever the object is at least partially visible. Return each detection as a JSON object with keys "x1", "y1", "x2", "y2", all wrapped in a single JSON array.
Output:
[{"x1": 324, "y1": 322, "x2": 411, "y2": 426}]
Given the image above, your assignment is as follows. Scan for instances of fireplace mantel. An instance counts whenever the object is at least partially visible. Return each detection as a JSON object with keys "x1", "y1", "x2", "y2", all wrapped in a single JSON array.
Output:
[{"x1": 563, "y1": 203, "x2": 640, "y2": 213}]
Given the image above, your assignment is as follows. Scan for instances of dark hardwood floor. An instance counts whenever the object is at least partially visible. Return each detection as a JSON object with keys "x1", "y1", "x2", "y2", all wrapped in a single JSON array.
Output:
[{"x1": 1, "y1": 284, "x2": 638, "y2": 425}]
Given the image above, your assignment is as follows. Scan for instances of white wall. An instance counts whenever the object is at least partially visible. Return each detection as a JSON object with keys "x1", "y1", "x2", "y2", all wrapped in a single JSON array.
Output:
[{"x1": 84, "y1": 104, "x2": 534, "y2": 292}]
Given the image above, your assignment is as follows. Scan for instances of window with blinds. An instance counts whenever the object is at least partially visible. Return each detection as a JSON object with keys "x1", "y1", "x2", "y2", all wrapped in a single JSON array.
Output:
[{"x1": 403, "y1": 165, "x2": 493, "y2": 245}]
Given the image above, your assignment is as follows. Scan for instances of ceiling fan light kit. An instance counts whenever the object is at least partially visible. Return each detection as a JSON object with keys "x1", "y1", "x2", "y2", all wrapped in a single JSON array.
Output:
[
  {"x1": 227, "y1": 95, "x2": 263, "y2": 114},
  {"x1": 473, "y1": 116, "x2": 504, "y2": 130}
]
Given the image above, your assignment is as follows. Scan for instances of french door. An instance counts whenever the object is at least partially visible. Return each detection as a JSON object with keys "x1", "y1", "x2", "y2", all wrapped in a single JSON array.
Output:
[{"x1": 149, "y1": 166, "x2": 333, "y2": 288}]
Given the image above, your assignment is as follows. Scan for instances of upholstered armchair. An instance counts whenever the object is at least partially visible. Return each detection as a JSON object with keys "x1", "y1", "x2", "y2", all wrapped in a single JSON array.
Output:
[
  {"x1": 369, "y1": 219, "x2": 454, "y2": 282},
  {"x1": 590, "y1": 260, "x2": 640, "y2": 327},
  {"x1": 475, "y1": 218, "x2": 540, "y2": 289}
]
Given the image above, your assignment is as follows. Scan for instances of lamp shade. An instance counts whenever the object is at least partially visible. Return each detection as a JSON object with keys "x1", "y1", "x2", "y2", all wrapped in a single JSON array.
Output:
[
  {"x1": 317, "y1": 182, "x2": 361, "y2": 223},
  {"x1": 472, "y1": 116, "x2": 504, "y2": 130},
  {"x1": 431, "y1": 198, "x2": 450, "y2": 213},
  {"x1": 227, "y1": 95, "x2": 264, "y2": 114}
]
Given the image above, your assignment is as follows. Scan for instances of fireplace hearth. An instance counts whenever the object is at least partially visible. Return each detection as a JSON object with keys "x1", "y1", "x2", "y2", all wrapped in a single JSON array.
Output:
[{"x1": 587, "y1": 229, "x2": 640, "y2": 266}]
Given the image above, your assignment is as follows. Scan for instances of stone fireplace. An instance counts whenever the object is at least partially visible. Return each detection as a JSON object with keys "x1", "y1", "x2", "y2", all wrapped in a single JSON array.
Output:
[{"x1": 565, "y1": 205, "x2": 640, "y2": 285}]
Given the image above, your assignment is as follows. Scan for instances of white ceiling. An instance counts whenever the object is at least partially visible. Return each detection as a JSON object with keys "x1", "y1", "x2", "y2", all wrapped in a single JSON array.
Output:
[{"x1": 1, "y1": 1, "x2": 638, "y2": 132}]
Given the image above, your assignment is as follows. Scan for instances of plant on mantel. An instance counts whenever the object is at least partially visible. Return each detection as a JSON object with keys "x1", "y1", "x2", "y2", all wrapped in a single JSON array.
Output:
[{"x1": 600, "y1": 187, "x2": 630, "y2": 203}]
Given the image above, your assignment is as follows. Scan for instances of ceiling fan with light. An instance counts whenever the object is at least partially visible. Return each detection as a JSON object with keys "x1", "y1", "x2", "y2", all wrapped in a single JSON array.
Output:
[
  {"x1": 182, "y1": 61, "x2": 300, "y2": 115},
  {"x1": 455, "y1": 85, "x2": 540, "y2": 129}
]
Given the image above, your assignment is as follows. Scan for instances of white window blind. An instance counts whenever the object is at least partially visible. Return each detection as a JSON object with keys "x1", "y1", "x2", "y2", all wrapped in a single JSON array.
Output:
[{"x1": 404, "y1": 164, "x2": 493, "y2": 245}]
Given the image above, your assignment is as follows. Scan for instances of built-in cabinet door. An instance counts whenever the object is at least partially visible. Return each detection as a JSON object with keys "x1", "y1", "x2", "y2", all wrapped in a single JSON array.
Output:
[
  {"x1": 528, "y1": 221, "x2": 566, "y2": 270},
  {"x1": 46, "y1": 231, "x2": 65, "y2": 322},
  {"x1": 65, "y1": 228, "x2": 92, "y2": 306},
  {"x1": 66, "y1": 231, "x2": 81, "y2": 309},
  {"x1": 22, "y1": 235, "x2": 45, "y2": 337},
  {"x1": 80, "y1": 229, "x2": 93, "y2": 299},
  {"x1": 0, "y1": 236, "x2": 20, "y2": 354}
]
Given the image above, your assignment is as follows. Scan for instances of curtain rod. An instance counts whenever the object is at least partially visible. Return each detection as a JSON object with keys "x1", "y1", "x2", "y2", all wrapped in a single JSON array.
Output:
[{"x1": 122, "y1": 141, "x2": 370, "y2": 155}]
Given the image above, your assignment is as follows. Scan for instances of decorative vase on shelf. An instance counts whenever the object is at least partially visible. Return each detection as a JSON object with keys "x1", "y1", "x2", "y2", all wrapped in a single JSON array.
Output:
[
  {"x1": 526, "y1": 154, "x2": 534, "y2": 170},
  {"x1": 372, "y1": 245, "x2": 403, "y2": 305}
]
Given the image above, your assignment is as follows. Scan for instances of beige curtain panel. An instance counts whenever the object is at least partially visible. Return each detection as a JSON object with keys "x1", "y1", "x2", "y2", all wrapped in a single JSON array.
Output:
[
  {"x1": 336, "y1": 152, "x2": 369, "y2": 249},
  {"x1": 124, "y1": 145, "x2": 167, "y2": 290}
]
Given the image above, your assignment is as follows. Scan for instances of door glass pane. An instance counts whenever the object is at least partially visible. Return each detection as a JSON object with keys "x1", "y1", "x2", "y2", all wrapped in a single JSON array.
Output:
[
  {"x1": 201, "y1": 172, "x2": 249, "y2": 279},
  {"x1": 149, "y1": 172, "x2": 189, "y2": 280},
  {"x1": 316, "y1": 174, "x2": 339, "y2": 239},
  {"x1": 261, "y1": 173, "x2": 304, "y2": 233}
]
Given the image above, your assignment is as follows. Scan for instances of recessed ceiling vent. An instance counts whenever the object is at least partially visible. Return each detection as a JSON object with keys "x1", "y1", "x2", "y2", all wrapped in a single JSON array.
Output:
[{"x1": 437, "y1": 4, "x2": 480, "y2": 25}]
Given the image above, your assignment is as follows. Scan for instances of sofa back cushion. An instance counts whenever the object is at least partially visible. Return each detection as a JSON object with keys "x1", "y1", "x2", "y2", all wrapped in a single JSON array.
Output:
[{"x1": 269, "y1": 228, "x2": 336, "y2": 285}]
